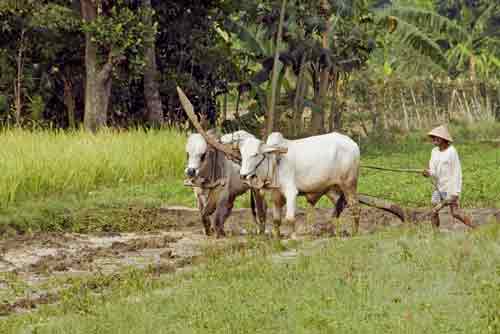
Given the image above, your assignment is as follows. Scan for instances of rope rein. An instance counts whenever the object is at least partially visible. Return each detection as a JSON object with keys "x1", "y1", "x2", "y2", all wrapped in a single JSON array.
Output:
[
  {"x1": 361, "y1": 164, "x2": 445, "y2": 203},
  {"x1": 248, "y1": 154, "x2": 268, "y2": 179},
  {"x1": 360, "y1": 165, "x2": 423, "y2": 174}
]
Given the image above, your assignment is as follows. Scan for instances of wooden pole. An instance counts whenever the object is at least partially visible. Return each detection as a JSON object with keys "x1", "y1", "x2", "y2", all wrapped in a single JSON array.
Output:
[{"x1": 177, "y1": 86, "x2": 241, "y2": 162}]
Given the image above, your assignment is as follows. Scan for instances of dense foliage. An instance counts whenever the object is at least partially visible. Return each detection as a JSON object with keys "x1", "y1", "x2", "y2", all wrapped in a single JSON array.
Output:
[{"x1": 0, "y1": 0, "x2": 498, "y2": 131}]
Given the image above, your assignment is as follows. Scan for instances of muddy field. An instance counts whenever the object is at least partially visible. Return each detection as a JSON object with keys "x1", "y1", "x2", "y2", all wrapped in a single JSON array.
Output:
[{"x1": 0, "y1": 205, "x2": 498, "y2": 316}]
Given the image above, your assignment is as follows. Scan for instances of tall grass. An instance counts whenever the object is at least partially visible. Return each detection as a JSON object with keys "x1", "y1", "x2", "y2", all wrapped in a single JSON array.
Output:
[{"x1": 0, "y1": 128, "x2": 186, "y2": 207}]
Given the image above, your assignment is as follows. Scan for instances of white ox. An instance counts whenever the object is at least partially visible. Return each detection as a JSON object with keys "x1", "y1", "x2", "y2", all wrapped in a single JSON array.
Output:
[{"x1": 239, "y1": 132, "x2": 361, "y2": 237}]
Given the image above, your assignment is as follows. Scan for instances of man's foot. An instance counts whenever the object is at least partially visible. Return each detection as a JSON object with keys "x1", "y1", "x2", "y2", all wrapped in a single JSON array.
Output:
[{"x1": 463, "y1": 216, "x2": 475, "y2": 229}]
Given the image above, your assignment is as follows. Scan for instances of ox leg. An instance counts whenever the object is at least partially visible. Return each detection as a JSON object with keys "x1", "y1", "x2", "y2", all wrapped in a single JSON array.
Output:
[
  {"x1": 196, "y1": 189, "x2": 214, "y2": 236},
  {"x1": 344, "y1": 190, "x2": 360, "y2": 236},
  {"x1": 201, "y1": 211, "x2": 213, "y2": 236},
  {"x1": 256, "y1": 192, "x2": 267, "y2": 235},
  {"x1": 271, "y1": 190, "x2": 285, "y2": 238},
  {"x1": 213, "y1": 194, "x2": 235, "y2": 238},
  {"x1": 325, "y1": 191, "x2": 347, "y2": 218},
  {"x1": 284, "y1": 188, "x2": 298, "y2": 238},
  {"x1": 250, "y1": 190, "x2": 267, "y2": 235}
]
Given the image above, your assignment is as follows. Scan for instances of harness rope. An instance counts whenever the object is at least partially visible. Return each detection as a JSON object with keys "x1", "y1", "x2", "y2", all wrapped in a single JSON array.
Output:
[
  {"x1": 247, "y1": 153, "x2": 283, "y2": 189},
  {"x1": 248, "y1": 155, "x2": 268, "y2": 178},
  {"x1": 361, "y1": 164, "x2": 445, "y2": 206}
]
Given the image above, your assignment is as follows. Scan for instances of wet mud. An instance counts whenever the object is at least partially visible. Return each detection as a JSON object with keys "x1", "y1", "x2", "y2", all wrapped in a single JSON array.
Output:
[{"x1": 0, "y1": 205, "x2": 498, "y2": 316}]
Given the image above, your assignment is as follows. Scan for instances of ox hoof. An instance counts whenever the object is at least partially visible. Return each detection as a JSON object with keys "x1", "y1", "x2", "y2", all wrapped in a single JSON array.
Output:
[
  {"x1": 272, "y1": 229, "x2": 282, "y2": 239},
  {"x1": 215, "y1": 230, "x2": 226, "y2": 239},
  {"x1": 258, "y1": 225, "x2": 266, "y2": 235}
]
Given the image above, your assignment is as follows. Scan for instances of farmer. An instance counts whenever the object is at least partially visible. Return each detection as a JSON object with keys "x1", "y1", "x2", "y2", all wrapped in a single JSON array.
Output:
[{"x1": 422, "y1": 125, "x2": 474, "y2": 229}]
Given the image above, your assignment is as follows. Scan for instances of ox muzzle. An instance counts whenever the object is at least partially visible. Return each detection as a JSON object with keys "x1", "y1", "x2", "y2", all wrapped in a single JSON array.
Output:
[
  {"x1": 239, "y1": 172, "x2": 255, "y2": 180},
  {"x1": 186, "y1": 168, "x2": 197, "y2": 178}
]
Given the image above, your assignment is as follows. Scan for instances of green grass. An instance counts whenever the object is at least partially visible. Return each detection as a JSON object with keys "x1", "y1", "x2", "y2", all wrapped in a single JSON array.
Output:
[
  {"x1": 359, "y1": 140, "x2": 500, "y2": 208},
  {"x1": 0, "y1": 127, "x2": 186, "y2": 206},
  {"x1": 2, "y1": 224, "x2": 499, "y2": 333}
]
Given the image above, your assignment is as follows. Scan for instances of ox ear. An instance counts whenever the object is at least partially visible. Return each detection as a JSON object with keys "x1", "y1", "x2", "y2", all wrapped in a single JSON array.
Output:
[{"x1": 259, "y1": 143, "x2": 288, "y2": 155}]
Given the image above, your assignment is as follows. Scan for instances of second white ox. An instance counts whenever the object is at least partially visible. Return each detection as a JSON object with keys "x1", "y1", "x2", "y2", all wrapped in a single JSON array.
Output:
[{"x1": 239, "y1": 132, "x2": 361, "y2": 237}]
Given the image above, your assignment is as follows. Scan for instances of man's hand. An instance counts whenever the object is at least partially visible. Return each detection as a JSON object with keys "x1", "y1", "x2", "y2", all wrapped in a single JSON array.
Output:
[{"x1": 422, "y1": 169, "x2": 431, "y2": 177}]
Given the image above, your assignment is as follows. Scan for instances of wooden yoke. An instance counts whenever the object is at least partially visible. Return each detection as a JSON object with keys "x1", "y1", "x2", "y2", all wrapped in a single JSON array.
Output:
[{"x1": 176, "y1": 86, "x2": 241, "y2": 164}]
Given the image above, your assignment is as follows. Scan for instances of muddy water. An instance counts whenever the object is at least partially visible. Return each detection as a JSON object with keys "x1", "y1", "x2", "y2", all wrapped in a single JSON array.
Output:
[{"x1": 0, "y1": 206, "x2": 498, "y2": 316}]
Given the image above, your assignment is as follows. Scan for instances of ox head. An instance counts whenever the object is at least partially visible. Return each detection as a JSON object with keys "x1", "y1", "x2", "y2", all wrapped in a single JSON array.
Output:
[
  {"x1": 186, "y1": 130, "x2": 246, "y2": 180},
  {"x1": 185, "y1": 133, "x2": 209, "y2": 178},
  {"x1": 220, "y1": 130, "x2": 255, "y2": 151},
  {"x1": 239, "y1": 137, "x2": 285, "y2": 179}
]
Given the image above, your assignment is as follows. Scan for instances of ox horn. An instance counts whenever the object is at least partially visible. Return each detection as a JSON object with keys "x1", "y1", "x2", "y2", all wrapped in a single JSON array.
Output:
[{"x1": 176, "y1": 86, "x2": 241, "y2": 163}]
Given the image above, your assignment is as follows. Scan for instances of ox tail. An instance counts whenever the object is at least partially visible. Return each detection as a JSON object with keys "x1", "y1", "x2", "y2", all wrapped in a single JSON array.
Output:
[
  {"x1": 250, "y1": 189, "x2": 258, "y2": 224},
  {"x1": 335, "y1": 193, "x2": 347, "y2": 218}
]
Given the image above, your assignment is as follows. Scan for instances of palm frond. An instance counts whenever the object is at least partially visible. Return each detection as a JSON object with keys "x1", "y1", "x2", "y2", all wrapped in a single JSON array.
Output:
[
  {"x1": 471, "y1": 3, "x2": 499, "y2": 37},
  {"x1": 328, "y1": 0, "x2": 355, "y2": 18},
  {"x1": 446, "y1": 42, "x2": 474, "y2": 69},
  {"x1": 387, "y1": 17, "x2": 448, "y2": 69},
  {"x1": 376, "y1": 6, "x2": 468, "y2": 42},
  {"x1": 222, "y1": 18, "x2": 265, "y2": 57},
  {"x1": 490, "y1": 55, "x2": 500, "y2": 68}
]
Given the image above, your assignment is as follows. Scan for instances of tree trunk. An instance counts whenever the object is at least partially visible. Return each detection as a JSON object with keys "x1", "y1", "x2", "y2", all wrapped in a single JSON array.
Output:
[
  {"x1": 292, "y1": 54, "x2": 307, "y2": 137},
  {"x1": 221, "y1": 93, "x2": 227, "y2": 123},
  {"x1": 81, "y1": 0, "x2": 101, "y2": 132},
  {"x1": 329, "y1": 75, "x2": 343, "y2": 131},
  {"x1": 63, "y1": 76, "x2": 76, "y2": 129},
  {"x1": 81, "y1": 0, "x2": 117, "y2": 132},
  {"x1": 310, "y1": 67, "x2": 329, "y2": 134},
  {"x1": 266, "y1": 0, "x2": 287, "y2": 138},
  {"x1": 310, "y1": 0, "x2": 331, "y2": 134},
  {"x1": 14, "y1": 29, "x2": 26, "y2": 125},
  {"x1": 142, "y1": 0, "x2": 163, "y2": 127},
  {"x1": 331, "y1": 103, "x2": 342, "y2": 131}
]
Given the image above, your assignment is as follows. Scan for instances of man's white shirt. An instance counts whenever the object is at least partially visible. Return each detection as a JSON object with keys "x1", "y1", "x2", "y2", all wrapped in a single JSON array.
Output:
[{"x1": 429, "y1": 145, "x2": 462, "y2": 198}]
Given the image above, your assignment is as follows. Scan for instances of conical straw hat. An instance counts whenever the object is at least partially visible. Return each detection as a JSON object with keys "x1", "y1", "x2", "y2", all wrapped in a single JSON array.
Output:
[{"x1": 428, "y1": 125, "x2": 453, "y2": 142}]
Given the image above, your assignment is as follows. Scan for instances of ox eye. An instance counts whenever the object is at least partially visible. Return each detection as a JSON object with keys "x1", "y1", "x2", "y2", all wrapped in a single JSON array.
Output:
[{"x1": 200, "y1": 153, "x2": 207, "y2": 161}]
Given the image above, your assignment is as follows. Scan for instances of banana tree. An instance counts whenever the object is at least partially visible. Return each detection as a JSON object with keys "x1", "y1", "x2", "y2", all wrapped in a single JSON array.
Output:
[
  {"x1": 218, "y1": 8, "x2": 289, "y2": 135},
  {"x1": 224, "y1": 1, "x2": 481, "y2": 135},
  {"x1": 443, "y1": 3, "x2": 500, "y2": 81},
  {"x1": 372, "y1": 1, "x2": 500, "y2": 81},
  {"x1": 223, "y1": 0, "x2": 375, "y2": 135}
]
